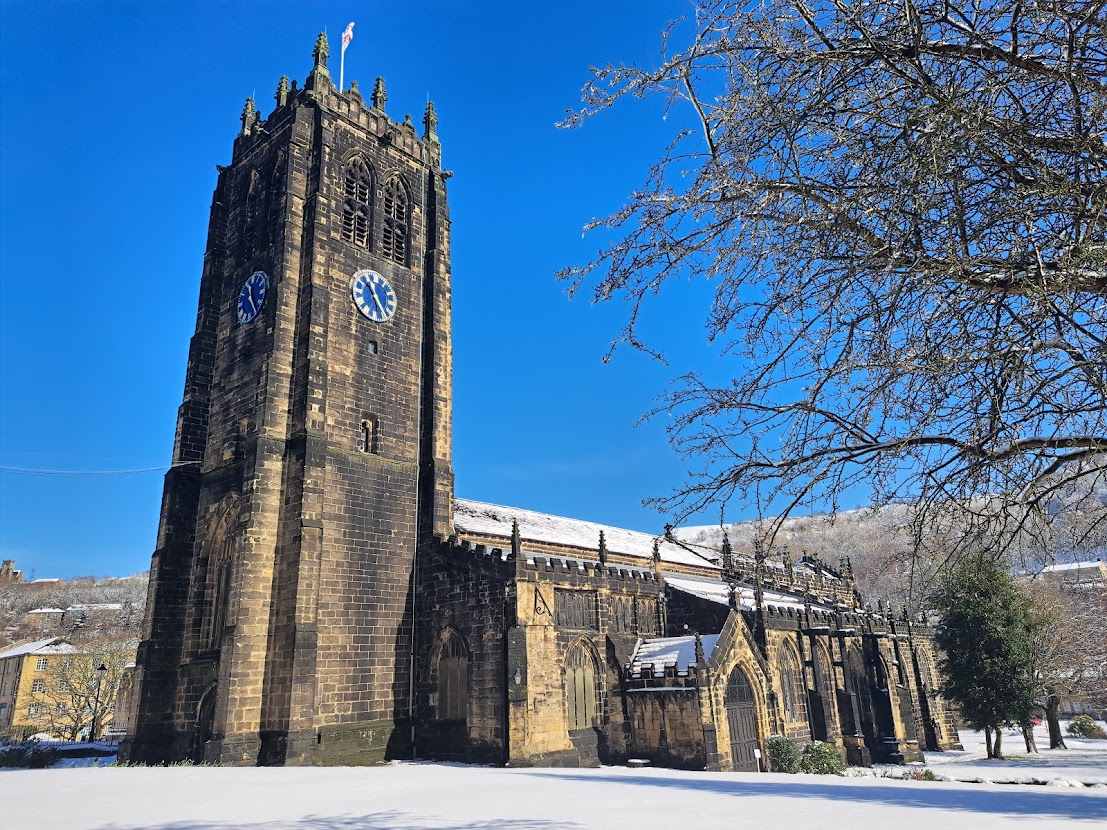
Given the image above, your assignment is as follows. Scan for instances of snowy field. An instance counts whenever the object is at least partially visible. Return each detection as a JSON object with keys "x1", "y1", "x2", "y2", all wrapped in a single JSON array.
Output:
[
  {"x1": 4, "y1": 728, "x2": 1105, "y2": 830},
  {"x1": 898, "y1": 724, "x2": 1107, "y2": 786}
]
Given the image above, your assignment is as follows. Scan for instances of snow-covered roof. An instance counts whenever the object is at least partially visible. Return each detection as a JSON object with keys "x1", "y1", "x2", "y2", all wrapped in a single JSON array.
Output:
[
  {"x1": 27, "y1": 608, "x2": 65, "y2": 614},
  {"x1": 1042, "y1": 560, "x2": 1105, "y2": 573},
  {"x1": 0, "y1": 637, "x2": 76, "y2": 660},
  {"x1": 454, "y1": 498, "x2": 721, "y2": 570},
  {"x1": 665, "y1": 574, "x2": 813, "y2": 613},
  {"x1": 630, "y1": 635, "x2": 721, "y2": 676},
  {"x1": 66, "y1": 603, "x2": 124, "y2": 611}
]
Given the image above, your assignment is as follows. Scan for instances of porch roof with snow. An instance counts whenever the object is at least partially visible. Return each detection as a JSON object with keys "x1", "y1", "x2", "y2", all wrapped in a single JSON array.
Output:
[{"x1": 629, "y1": 634, "x2": 721, "y2": 676}]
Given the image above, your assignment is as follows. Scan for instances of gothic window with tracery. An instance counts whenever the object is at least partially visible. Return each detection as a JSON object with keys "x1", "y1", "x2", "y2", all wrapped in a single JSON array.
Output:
[
  {"x1": 202, "y1": 521, "x2": 236, "y2": 651},
  {"x1": 382, "y1": 176, "x2": 409, "y2": 264},
  {"x1": 435, "y1": 629, "x2": 468, "y2": 722},
  {"x1": 564, "y1": 643, "x2": 599, "y2": 730},
  {"x1": 342, "y1": 159, "x2": 372, "y2": 247},
  {"x1": 778, "y1": 642, "x2": 807, "y2": 723}
]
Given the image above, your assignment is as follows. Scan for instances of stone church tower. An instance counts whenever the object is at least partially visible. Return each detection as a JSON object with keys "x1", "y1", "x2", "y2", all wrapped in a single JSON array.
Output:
[{"x1": 121, "y1": 34, "x2": 453, "y2": 765}]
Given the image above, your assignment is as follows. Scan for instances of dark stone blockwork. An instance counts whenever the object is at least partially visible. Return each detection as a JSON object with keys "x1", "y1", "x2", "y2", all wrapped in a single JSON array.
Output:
[{"x1": 120, "y1": 37, "x2": 960, "y2": 771}]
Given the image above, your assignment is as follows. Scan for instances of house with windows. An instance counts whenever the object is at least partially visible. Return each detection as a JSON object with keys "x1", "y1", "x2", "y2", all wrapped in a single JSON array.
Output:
[{"x1": 0, "y1": 637, "x2": 79, "y2": 739}]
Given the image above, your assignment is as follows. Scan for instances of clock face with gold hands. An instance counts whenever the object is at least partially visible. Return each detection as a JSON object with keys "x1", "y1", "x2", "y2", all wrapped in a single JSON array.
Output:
[{"x1": 351, "y1": 269, "x2": 397, "y2": 322}]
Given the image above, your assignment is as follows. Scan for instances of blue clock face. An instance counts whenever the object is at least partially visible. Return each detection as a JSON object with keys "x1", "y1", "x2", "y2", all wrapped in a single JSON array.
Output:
[
  {"x1": 351, "y1": 269, "x2": 397, "y2": 322},
  {"x1": 236, "y1": 271, "x2": 269, "y2": 324}
]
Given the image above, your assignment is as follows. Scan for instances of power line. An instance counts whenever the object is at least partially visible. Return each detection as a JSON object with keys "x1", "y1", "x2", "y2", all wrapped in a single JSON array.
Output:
[{"x1": 0, "y1": 462, "x2": 195, "y2": 478}]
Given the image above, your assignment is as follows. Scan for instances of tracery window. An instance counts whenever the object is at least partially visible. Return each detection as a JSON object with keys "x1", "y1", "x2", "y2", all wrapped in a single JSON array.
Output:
[
  {"x1": 342, "y1": 159, "x2": 372, "y2": 247},
  {"x1": 202, "y1": 517, "x2": 237, "y2": 652},
  {"x1": 382, "y1": 176, "x2": 409, "y2": 264},
  {"x1": 564, "y1": 643, "x2": 599, "y2": 730},
  {"x1": 778, "y1": 642, "x2": 807, "y2": 723},
  {"x1": 435, "y1": 629, "x2": 468, "y2": 722}
]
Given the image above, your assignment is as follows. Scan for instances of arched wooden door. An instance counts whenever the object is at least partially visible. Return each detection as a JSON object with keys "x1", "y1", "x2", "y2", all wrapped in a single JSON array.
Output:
[
  {"x1": 725, "y1": 666, "x2": 760, "y2": 772},
  {"x1": 192, "y1": 685, "x2": 217, "y2": 763}
]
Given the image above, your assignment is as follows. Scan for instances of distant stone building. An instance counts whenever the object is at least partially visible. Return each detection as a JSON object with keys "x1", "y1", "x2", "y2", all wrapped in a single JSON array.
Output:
[
  {"x1": 0, "y1": 560, "x2": 23, "y2": 585},
  {"x1": 1041, "y1": 559, "x2": 1107, "y2": 589},
  {"x1": 0, "y1": 637, "x2": 78, "y2": 738},
  {"x1": 122, "y1": 35, "x2": 960, "y2": 769},
  {"x1": 25, "y1": 608, "x2": 65, "y2": 630}
]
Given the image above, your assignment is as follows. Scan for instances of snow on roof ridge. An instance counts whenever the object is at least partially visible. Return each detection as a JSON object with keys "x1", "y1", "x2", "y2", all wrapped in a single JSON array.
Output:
[
  {"x1": 454, "y1": 497, "x2": 721, "y2": 570},
  {"x1": 0, "y1": 637, "x2": 66, "y2": 660}
]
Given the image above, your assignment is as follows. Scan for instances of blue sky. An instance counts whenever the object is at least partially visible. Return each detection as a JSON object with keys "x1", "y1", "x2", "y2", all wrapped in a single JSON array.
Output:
[{"x1": 0, "y1": 1, "x2": 749, "y2": 579}]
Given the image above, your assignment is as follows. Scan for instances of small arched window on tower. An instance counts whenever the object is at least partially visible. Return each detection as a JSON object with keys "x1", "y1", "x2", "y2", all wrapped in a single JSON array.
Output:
[
  {"x1": 435, "y1": 629, "x2": 469, "y2": 722},
  {"x1": 778, "y1": 641, "x2": 807, "y2": 723},
  {"x1": 342, "y1": 159, "x2": 373, "y2": 247},
  {"x1": 382, "y1": 176, "x2": 409, "y2": 265}
]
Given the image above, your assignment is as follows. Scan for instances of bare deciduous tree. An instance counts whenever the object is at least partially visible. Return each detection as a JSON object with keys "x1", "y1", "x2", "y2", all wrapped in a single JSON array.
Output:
[
  {"x1": 1025, "y1": 579, "x2": 1107, "y2": 748},
  {"x1": 26, "y1": 640, "x2": 136, "y2": 741},
  {"x1": 561, "y1": 0, "x2": 1107, "y2": 557}
]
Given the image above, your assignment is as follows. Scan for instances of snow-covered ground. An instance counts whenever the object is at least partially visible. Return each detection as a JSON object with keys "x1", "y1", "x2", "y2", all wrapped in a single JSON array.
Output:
[
  {"x1": 907, "y1": 725, "x2": 1107, "y2": 786},
  {"x1": 5, "y1": 752, "x2": 1106, "y2": 830}
]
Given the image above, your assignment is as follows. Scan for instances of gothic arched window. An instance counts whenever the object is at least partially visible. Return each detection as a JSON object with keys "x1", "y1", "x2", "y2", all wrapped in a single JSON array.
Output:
[
  {"x1": 564, "y1": 642, "x2": 599, "y2": 730},
  {"x1": 435, "y1": 629, "x2": 468, "y2": 722},
  {"x1": 382, "y1": 176, "x2": 409, "y2": 265},
  {"x1": 778, "y1": 642, "x2": 806, "y2": 723},
  {"x1": 342, "y1": 159, "x2": 372, "y2": 247},
  {"x1": 200, "y1": 506, "x2": 238, "y2": 652}
]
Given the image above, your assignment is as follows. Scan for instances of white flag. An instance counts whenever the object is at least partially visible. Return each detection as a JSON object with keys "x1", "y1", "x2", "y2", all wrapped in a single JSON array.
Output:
[{"x1": 342, "y1": 22, "x2": 354, "y2": 53}]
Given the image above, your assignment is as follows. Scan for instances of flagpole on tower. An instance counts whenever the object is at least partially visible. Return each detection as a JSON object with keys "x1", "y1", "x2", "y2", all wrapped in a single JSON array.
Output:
[{"x1": 340, "y1": 22, "x2": 355, "y2": 91}]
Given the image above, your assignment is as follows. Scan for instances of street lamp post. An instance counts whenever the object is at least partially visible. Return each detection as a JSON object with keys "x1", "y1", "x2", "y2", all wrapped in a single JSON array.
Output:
[{"x1": 89, "y1": 663, "x2": 108, "y2": 743}]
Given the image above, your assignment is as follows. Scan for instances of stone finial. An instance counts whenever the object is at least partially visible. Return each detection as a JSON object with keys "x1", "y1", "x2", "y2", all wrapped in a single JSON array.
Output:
[
  {"x1": 306, "y1": 33, "x2": 333, "y2": 92},
  {"x1": 694, "y1": 632, "x2": 705, "y2": 666},
  {"x1": 652, "y1": 539, "x2": 662, "y2": 578},
  {"x1": 844, "y1": 556, "x2": 854, "y2": 579},
  {"x1": 721, "y1": 531, "x2": 734, "y2": 577},
  {"x1": 423, "y1": 100, "x2": 438, "y2": 142},
  {"x1": 275, "y1": 75, "x2": 290, "y2": 108},
  {"x1": 403, "y1": 113, "x2": 414, "y2": 130},
  {"x1": 313, "y1": 32, "x2": 330, "y2": 66},
  {"x1": 727, "y1": 583, "x2": 738, "y2": 611},
  {"x1": 348, "y1": 79, "x2": 363, "y2": 103},
  {"x1": 598, "y1": 530, "x2": 607, "y2": 566},
  {"x1": 240, "y1": 97, "x2": 257, "y2": 136},
  {"x1": 511, "y1": 519, "x2": 521, "y2": 558},
  {"x1": 371, "y1": 76, "x2": 388, "y2": 110}
]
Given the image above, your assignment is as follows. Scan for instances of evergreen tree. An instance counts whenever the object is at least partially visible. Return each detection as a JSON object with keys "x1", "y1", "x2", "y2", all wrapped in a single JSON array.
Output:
[{"x1": 933, "y1": 555, "x2": 1036, "y2": 759}]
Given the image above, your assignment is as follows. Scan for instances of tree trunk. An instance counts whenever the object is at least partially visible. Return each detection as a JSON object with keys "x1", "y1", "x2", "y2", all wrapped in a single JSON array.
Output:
[
  {"x1": 993, "y1": 727, "x2": 1004, "y2": 759},
  {"x1": 1022, "y1": 725, "x2": 1038, "y2": 753},
  {"x1": 1046, "y1": 696, "x2": 1067, "y2": 750},
  {"x1": 984, "y1": 725, "x2": 993, "y2": 759}
]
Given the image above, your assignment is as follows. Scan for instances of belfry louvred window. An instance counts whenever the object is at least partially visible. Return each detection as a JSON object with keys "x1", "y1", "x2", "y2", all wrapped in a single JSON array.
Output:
[
  {"x1": 342, "y1": 159, "x2": 372, "y2": 247},
  {"x1": 382, "y1": 176, "x2": 409, "y2": 265}
]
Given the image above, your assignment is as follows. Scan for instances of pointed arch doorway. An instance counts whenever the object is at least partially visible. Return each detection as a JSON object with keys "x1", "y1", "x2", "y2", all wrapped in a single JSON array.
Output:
[{"x1": 725, "y1": 666, "x2": 760, "y2": 772}]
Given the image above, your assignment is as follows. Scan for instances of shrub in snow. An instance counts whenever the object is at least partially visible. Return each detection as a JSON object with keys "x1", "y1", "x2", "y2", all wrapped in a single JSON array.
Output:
[
  {"x1": 908, "y1": 768, "x2": 938, "y2": 781},
  {"x1": 1067, "y1": 716, "x2": 1107, "y2": 739},
  {"x1": 765, "y1": 736, "x2": 800, "y2": 773},
  {"x1": 0, "y1": 741, "x2": 60, "y2": 769},
  {"x1": 798, "y1": 741, "x2": 845, "y2": 775}
]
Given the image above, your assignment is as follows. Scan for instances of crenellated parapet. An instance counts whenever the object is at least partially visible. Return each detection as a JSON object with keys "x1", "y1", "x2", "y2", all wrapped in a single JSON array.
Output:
[{"x1": 230, "y1": 33, "x2": 444, "y2": 172}]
